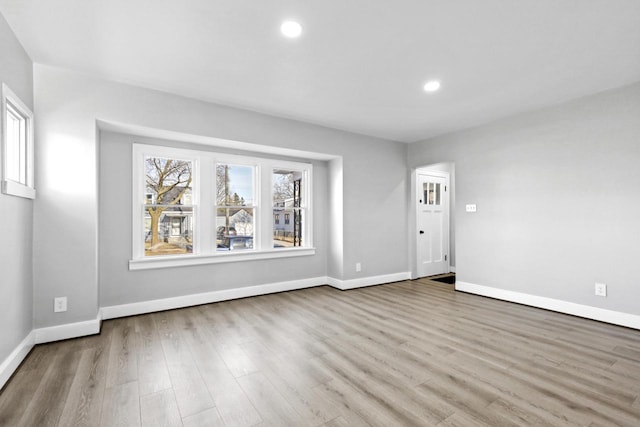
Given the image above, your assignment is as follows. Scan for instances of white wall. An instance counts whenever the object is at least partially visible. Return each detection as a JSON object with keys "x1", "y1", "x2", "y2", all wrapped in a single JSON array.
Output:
[
  {"x1": 0, "y1": 13, "x2": 34, "y2": 377},
  {"x1": 409, "y1": 82, "x2": 640, "y2": 316},
  {"x1": 34, "y1": 64, "x2": 408, "y2": 328}
]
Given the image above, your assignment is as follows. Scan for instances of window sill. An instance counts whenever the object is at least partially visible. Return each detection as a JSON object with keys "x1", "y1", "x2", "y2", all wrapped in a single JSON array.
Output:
[
  {"x1": 1, "y1": 180, "x2": 36, "y2": 199},
  {"x1": 129, "y1": 247, "x2": 316, "y2": 271}
]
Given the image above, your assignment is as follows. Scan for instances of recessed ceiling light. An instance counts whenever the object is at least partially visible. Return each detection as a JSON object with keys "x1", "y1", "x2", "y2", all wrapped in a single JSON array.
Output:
[
  {"x1": 281, "y1": 21, "x2": 302, "y2": 38},
  {"x1": 423, "y1": 80, "x2": 441, "y2": 92}
]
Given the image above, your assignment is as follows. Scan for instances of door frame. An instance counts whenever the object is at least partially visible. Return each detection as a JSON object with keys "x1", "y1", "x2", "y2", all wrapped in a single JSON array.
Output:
[{"x1": 410, "y1": 165, "x2": 453, "y2": 279}]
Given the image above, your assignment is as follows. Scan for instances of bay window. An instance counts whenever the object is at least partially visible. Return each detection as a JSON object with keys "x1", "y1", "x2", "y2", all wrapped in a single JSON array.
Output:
[{"x1": 131, "y1": 143, "x2": 313, "y2": 269}]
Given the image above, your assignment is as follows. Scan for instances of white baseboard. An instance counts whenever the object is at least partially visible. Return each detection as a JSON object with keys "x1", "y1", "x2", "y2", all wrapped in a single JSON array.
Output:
[
  {"x1": 34, "y1": 314, "x2": 103, "y2": 344},
  {"x1": 449, "y1": 266, "x2": 456, "y2": 273},
  {"x1": 2, "y1": 272, "x2": 413, "y2": 390},
  {"x1": 101, "y1": 276, "x2": 326, "y2": 320},
  {"x1": 328, "y1": 272, "x2": 411, "y2": 291},
  {"x1": 456, "y1": 281, "x2": 640, "y2": 330},
  {"x1": 101, "y1": 272, "x2": 413, "y2": 319},
  {"x1": 0, "y1": 331, "x2": 35, "y2": 391}
]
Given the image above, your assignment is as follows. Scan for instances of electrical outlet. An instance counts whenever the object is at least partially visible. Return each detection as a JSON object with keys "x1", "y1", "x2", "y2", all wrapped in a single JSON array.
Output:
[
  {"x1": 54, "y1": 297, "x2": 67, "y2": 312},
  {"x1": 595, "y1": 283, "x2": 607, "y2": 297},
  {"x1": 355, "y1": 262, "x2": 362, "y2": 272}
]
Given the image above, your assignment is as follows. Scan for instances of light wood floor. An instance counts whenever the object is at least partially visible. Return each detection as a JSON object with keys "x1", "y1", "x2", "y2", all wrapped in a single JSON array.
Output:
[{"x1": 1, "y1": 279, "x2": 640, "y2": 426}]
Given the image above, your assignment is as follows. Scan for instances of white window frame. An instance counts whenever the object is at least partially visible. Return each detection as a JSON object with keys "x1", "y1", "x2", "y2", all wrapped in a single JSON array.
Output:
[
  {"x1": 130, "y1": 143, "x2": 314, "y2": 270},
  {"x1": 1, "y1": 83, "x2": 35, "y2": 199},
  {"x1": 132, "y1": 144, "x2": 200, "y2": 261},
  {"x1": 214, "y1": 160, "x2": 260, "y2": 251},
  {"x1": 271, "y1": 164, "x2": 312, "y2": 250}
]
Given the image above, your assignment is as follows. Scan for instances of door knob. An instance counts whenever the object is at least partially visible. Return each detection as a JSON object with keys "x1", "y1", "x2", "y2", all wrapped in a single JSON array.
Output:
[{"x1": 419, "y1": 230, "x2": 424, "y2": 234}]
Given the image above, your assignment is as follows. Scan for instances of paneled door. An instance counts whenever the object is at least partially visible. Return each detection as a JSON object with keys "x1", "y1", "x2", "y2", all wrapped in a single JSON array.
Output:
[{"x1": 416, "y1": 172, "x2": 449, "y2": 278}]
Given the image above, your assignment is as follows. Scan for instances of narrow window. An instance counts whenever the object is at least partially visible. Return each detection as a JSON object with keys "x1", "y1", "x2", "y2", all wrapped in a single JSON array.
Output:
[
  {"x1": 1, "y1": 84, "x2": 35, "y2": 199},
  {"x1": 273, "y1": 169, "x2": 305, "y2": 248},
  {"x1": 215, "y1": 164, "x2": 255, "y2": 251},
  {"x1": 144, "y1": 156, "x2": 194, "y2": 256}
]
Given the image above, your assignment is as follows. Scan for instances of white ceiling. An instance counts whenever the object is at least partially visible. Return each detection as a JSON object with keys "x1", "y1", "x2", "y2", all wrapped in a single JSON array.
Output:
[{"x1": 1, "y1": 0, "x2": 639, "y2": 143}]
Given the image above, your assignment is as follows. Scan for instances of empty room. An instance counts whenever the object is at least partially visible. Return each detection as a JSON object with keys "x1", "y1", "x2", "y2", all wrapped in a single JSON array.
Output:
[{"x1": 1, "y1": 1, "x2": 639, "y2": 426}]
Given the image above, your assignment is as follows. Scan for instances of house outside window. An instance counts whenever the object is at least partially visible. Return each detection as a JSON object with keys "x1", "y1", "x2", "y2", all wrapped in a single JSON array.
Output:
[
  {"x1": 143, "y1": 154, "x2": 194, "y2": 256},
  {"x1": 272, "y1": 169, "x2": 305, "y2": 248},
  {"x1": 131, "y1": 143, "x2": 313, "y2": 269},
  {"x1": 215, "y1": 163, "x2": 255, "y2": 251}
]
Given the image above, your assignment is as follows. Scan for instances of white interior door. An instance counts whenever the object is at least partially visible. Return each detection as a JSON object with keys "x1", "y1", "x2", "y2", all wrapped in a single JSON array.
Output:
[{"x1": 416, "y1": 172, "x2": 449, "y2": 278}]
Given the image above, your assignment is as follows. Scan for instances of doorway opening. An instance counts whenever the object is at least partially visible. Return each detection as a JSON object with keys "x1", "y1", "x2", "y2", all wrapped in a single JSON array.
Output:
[
  {"x1": 427, "y1": 272, "x2": 456, "y2": 284},
  {"x1": 414, "y1": 164, "x2": 455, "y2": 279}
]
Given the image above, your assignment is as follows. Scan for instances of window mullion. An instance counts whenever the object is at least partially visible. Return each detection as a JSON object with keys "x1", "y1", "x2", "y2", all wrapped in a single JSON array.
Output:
[
  {"x1": 131, "y1": 144, "x2": 311, "y2": 265},
  {"x1": 197, "y1": 157, "x2": 212, "y2": 254},
  {"x1": 259, "y1": 164, "x2": 272, "y2": 250}
]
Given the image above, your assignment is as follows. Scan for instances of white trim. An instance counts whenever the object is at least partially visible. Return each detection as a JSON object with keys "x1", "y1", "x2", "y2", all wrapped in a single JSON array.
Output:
[
  {"x1": 103, "y1": 272, "x2": 413, "y2": 319},
  {"x1": 132, "y1": 144, "x2": 200, "y2": 259},
  {"x1": 328, "y1": 272, "x2": 411, "y2": 291},
  {"x1": 132, "y1": 143, "x2": 314, "y2": 264},
  {"x1": 33, "y1": 315, "x2": 102, "y2": 344},
  {"x1": 129, "y1": 247, "x2": 316, "y2": 270},
  {"x1": 0, "y1": 331, "x2": 35, "y2": 391},
  {"x1": 449, "y1": 265, "x2": 456, "y2": 273},
  {"x1": 101, "y1": 276, "x2": 327, "y2": 319},
  {"x1": 414, "y1": 168, "x2": 450, "y2": 278},
  {"x1": 97, "y1": 119, "x2": 339, "y2": 161},
  {"x1": 269, "y1": 166, "x2": 312, "y2": 250},
  {"x1": 1, "y1": 83, "x2": 35, "y2": 198},
  {"x1": 1, "y1": 179, "x2": 36, "y2": 199},
  {"x1": 456, "y1": 281, "x2": 640, "y2": 330},
  {"x1": 1, "y1": 272, "x2": 414, "y2": 389}
]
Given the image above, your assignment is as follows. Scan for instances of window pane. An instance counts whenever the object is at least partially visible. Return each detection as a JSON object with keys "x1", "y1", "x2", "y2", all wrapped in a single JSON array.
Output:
[
  {"x1": 273, "y1": 170, "x2": 302, "y2": 207},
  {"x1": 5, "y1": 104, "x2": 26, "y2": 184},
  {"x1": 422, "y1": 183, "x2": 427, "y2": 205},
  {"x1": 216, "y1": 207, "x2": 254, "y2": 251},
  {"x1": 216, "y1": 164, "x2": 254, "y2": 206},
  {"x1": 424, "y1": 182, "x2": 435, "y2": 205},
  {"x1": 145, "y1": 156, "x2": 193, "y2": 205},
  {"x1": 273, "y1": 169, "x2": 304, "y2": 248},
  {"x1": 273, "y1": 208, "x2": 303, "y2": 248},
  {"x1": 423, "y1": 181, "x2": 442, "y2": 206},
  {"x1": 144, "y1": 206, "x2": 193, "y2": 256}
]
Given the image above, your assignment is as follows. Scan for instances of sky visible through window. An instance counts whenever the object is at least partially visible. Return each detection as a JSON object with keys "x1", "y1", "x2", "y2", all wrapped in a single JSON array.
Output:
[{"x1": 227, "y1": 165, "x2": 253, "y2": 205}]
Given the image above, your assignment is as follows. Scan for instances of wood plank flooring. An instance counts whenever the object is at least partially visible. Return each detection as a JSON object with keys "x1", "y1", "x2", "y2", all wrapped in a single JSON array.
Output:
[{"x1": 1, "y1": 279, "x2": 640, "y2": 426}]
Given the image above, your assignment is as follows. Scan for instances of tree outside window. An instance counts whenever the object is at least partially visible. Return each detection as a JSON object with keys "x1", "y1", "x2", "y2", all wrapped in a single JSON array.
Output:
[
  {"x1": 145, "y1": 156, "x2": 193, "y2": 255},
  {"x1": 132, "y1": 144, "x2": 313, "y2": 266}
]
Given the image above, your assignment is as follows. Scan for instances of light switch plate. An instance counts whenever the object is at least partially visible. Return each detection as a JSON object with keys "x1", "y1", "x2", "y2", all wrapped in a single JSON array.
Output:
[{"x1": 466, "y1": 204, "x2": 477, "y2": 213}]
